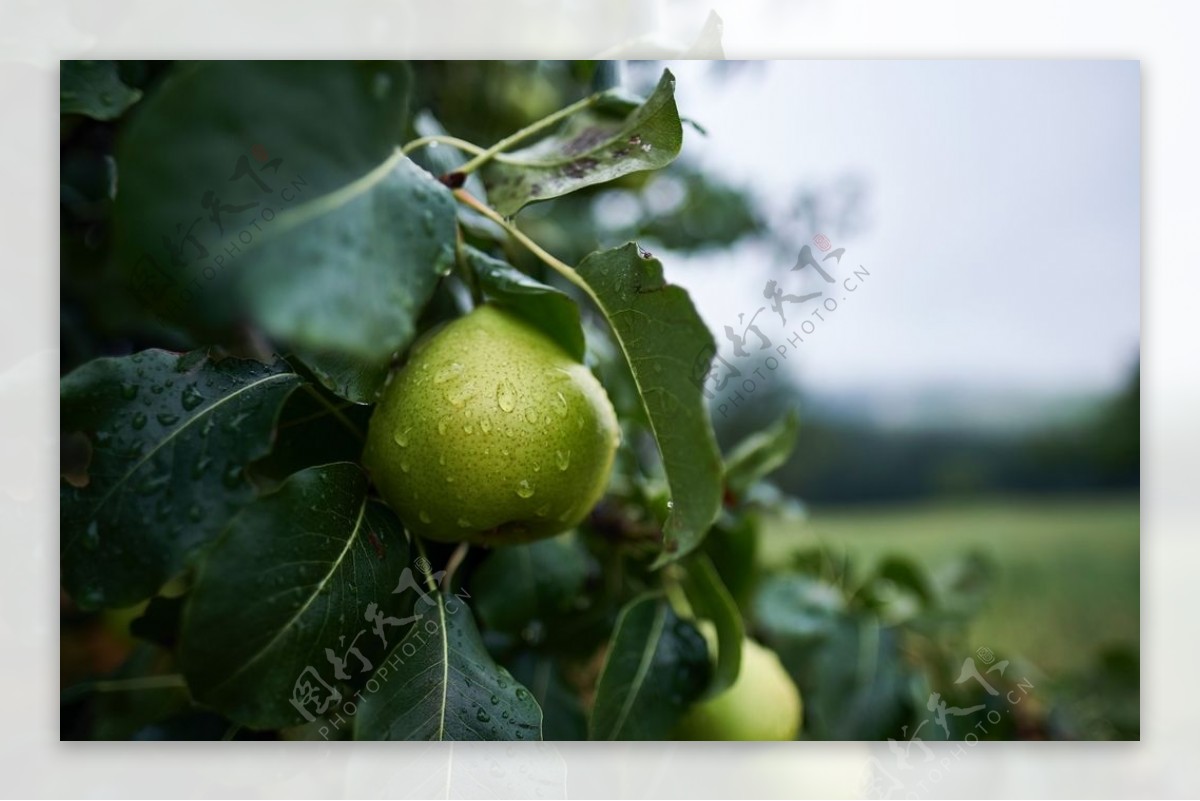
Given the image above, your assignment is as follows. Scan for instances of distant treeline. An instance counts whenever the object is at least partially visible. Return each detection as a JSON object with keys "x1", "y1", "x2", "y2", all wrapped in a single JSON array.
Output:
[{"x1": 716, "y1": 366, "x2": 1139, "y2": 507}]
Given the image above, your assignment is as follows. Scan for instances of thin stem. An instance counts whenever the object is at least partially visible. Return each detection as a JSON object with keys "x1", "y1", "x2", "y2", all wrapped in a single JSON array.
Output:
[
  {"x1": 412, "y1": 536, "x2": 441, "y2": 595},
  {"x1": 663, "y1": 568, "x2": 693, "y2": 618},
  {"x1": 456, "y1": 93, "x2": 600, "y2": 174},
  {"x1": 302, "y1": 384, "x2": 364, "y2": 443},
  {"x1": 452, "y1": 190, "x2": 600, "y2": 306},
  {"x1": 400, "y1": 135, "x2": 488, "y2": 159},
  {"x1": 62, "y1": 673, "x2": 187, "y2": 702},
  {"x1": 444, "y1": 542, "x2": 470, "y2": 587},
  {"x1": 455, "y1": 226, "x2": 483, "y2": 306}
]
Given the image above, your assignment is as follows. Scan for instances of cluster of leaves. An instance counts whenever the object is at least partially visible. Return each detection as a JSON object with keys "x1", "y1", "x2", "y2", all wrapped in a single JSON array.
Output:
[
  {"x1": 59, "y1": 59, "x2": 743, "y2": 741},
  {"x1": 60, "y1": 60, "x2": 1113, "y2": 744}
]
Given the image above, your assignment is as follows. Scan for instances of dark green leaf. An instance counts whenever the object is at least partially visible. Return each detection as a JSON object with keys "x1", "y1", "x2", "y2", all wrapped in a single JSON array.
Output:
[
  {"x1": 289, "y1": 347, "x2": 392, "y2": 406},
  {"x1": 472, "y1": 533, "x2": 591, "y2": 634},
  {"x1": 576, "y1": 243, "x2": 722, "y2": 566},
  {"x1": 873, "y1": 555, "x2": 936, "y2": 606},
  {"x1": 240, "y1": 154, "x2": 457, "y2": 363},
  {"x1": 773, "y1": 616, "x2": 915, "y2": 740},
  {"x1": 508, "y1": 650, "x2": 588, "y2": 741},
  {"x1": 588, "y1": 594, "x2": 709, "y2": 740},
  {"x1": 482, "y1": 70, "x2": 683, "y2": 216},
  {"x1": 180, "y1": 463, "x2": 411, "y2": 729},
  {"x1": 463, "y1": 246, "x2": 586, "y2": 362},
  {"x1": 354, "y1": 588, "x2": 543, "y2": 741},
  {"x1": 114, "y1": 62, "x2": 455, "y2": 371},
  {"x1": 61, "y1": 60, "x2": 143, "y2": 120},
  {"x1": 681, "y1": 553, "x2": 743, "y2": 697},
  {"x1": 755, "y1": 574, "x2": 915, "y2": 739},
  {"x1": 60, "y1": 349, "x2": 301, "y2": 609},
  {"x1": 723, "y1": 409, "x2": 800, "y2": 497},
  {"x1": 702, "y1": 512, "x2": 761, "y2": 606},
  {"x1": 754, "y1": 574, "x2": 846, "y2": 643}
]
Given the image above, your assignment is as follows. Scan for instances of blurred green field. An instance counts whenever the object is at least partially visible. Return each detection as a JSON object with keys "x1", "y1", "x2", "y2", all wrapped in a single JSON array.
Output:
[{"x1": 761, "y1": 494, "x2": 1140, "y2": 675}]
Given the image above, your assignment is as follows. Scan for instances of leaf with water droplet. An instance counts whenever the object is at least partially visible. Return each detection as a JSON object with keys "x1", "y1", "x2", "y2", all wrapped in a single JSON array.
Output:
[
  {"x1": 354, "y1": 588, "x2": 542, "y2": 741},
  {"x1": 181, "y1": 463, "x2": 411, "y2": 729},
  {"x1": 180, "y1": 383, "x2": 204, "y2": 411},
  {"x1": 482, "y1": 70, "x2": 683, "y2": 217},
  {"x1": 589, "y1": 593, "x2": 710, "y2": 740},
  {"x1": 61, "y1": 349, "x2": 301, "y2": 609},
  {"x1": 464, "y1": 247, "x2": 587, "y2": 363},
  {"x1": 472, "y1": 533, "x2": 591, "y2": 635},
  {"x1": 576, "y1": 243, "x2": 723, "y2": 567}
]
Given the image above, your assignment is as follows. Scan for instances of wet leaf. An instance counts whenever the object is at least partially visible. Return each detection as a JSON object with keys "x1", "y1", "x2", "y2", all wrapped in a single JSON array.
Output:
[
  {"x1": 723, "y1": 409, "x2": 800, "y2": 497},
  {"x1": 113, "y1": 62, "x2": 456, "y2": 380},
  {"x1": 681, "y1": 553, "x2": 743, "y2": 698},
  {"x1": 589, "y1": 593, "x2": 709, "y2": 740},
  {"x1": 576, "y1": 243, "x2": 722, "y2": 566},
  {"x1": 463, "y1": 246, "x2": 586, "y2": 363},
  {"x1": 354, "y1": 586, "x2": 543, "y2": 741},
  {"x1": 60, "y1": 349, "x2": 301, "y2": 609},
  {"x1": 180, "y1": 463, "x2": 411, "y2": 729},
  {"x1": 483, "y1": 70, "x2": 683, "y2": 216}
]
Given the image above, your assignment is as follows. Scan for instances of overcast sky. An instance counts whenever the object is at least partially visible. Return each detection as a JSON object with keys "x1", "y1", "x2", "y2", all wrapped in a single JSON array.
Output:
[{"x1": 652, "y1": 60, "x2": 1140, "y2": 397}]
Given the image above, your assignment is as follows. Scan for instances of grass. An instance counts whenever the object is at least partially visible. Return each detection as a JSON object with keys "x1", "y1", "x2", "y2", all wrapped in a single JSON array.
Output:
[{"x1": 760, "y1": 493, "x2": 1140, "y2": 676}]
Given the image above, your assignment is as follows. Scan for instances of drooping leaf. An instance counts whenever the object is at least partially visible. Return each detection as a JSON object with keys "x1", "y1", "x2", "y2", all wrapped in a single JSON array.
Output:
[
  {"x1": 60, "y1": 349, "x2": 301, "y2": 609},
  {"x1": 702, "y1": 512, "x2": 761, "y2": 606},
  {"x1": 471, "y1": 533, "x2": 591, "y2": 634},
  {"x1": 681, "y1": 553, "x2": 743, "y2": 698},
  {"x1": 576, "y1": 243, "x2": 722, "y2": 566},
  {"x1": 723, "y1": 408, "x2": 800, "y2": 498},
  {"x1": 113, "y1": 61, "x2": 456, "y2": 380},
  {"x1": 288, "y1": 344, "x2": 393, "y2": 406},
  {"x1": 482, "y1": 69, "x2": 683, "y2": 216},
  {"x1": 60, "y1": 60, "x2": 143, "y2": 120},
  {"x1": 354, "y1": 587, "x2": 543, "y2": 741},
  {"x1": 588, "y1": 593, "x2": 710, "y2": 740},
  {"x1": 463, "y1": 246, "x2": 586, "y2": 362},
  {"x1": 180, "y1": 462, "x2": 411, "y2": 729},
  {"x1": 240, "y1": 154, "x2": 457, "y2": 366}
]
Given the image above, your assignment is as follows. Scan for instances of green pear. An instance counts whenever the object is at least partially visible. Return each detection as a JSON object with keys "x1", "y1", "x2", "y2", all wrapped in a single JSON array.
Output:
[
  {"x1": 675, "y1": 637, "x2": 803, "y2": 740},
  {"x1": 364, "y1": 304, "x2": 619, "y2": 545}
]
